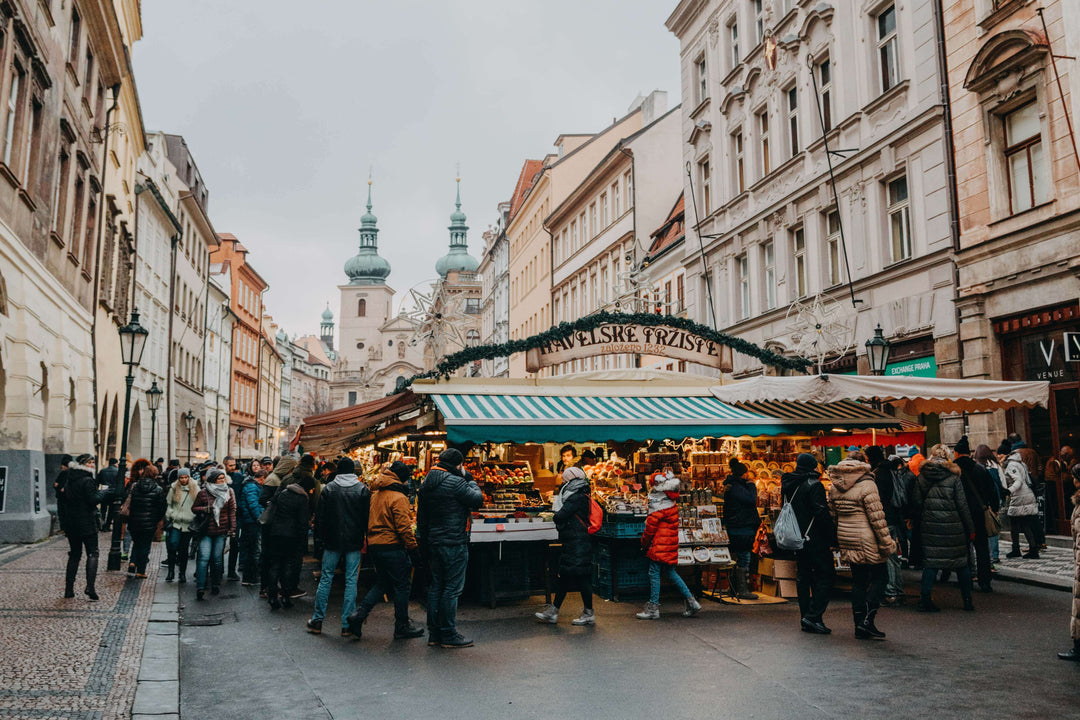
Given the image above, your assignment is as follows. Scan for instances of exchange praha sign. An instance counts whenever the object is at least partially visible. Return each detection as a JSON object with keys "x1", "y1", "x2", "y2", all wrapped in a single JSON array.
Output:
[{"x1": 525, "y1": 323, "x2": 733, "y2": 373}]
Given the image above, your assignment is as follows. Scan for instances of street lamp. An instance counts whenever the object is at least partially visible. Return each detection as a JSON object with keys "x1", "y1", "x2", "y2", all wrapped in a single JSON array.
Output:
[
  {"x1": 145, "y1": 381, "x2": 162, "y2": 461},
  {"x1": 184, "y1": 410, "x2": 196, "y2": 466},
  {"x1": 865, "y1": 324, "x2": 892, "y2": 376},
  {"x1": 107, "y1": 309, "x2": 149, "y2": 571}
]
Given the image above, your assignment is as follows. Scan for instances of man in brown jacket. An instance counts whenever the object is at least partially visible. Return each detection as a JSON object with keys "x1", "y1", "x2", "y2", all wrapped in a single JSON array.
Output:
[{"x1": 346, "y1": 461, "x2": 424, "y2": 640}]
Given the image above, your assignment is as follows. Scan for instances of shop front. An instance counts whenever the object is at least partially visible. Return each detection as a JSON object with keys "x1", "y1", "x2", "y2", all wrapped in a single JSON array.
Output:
[{"x1": 995, "y1": 302, "x2": 1080, "y2": 534}]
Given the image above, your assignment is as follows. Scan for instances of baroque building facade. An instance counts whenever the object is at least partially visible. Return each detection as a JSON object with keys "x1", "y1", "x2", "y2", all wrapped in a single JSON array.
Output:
[{"x1": 666, "y1": 0, "x2": 960, "y2": 443}]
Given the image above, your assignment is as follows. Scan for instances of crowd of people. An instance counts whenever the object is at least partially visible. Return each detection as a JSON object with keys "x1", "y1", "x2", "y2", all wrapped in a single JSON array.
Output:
[{"x1": 50, "y1": 432, "x2": 1080, "y2": 659}]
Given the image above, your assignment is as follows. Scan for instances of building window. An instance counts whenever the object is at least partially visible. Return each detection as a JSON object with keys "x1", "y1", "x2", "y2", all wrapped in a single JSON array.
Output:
[
  {"x1": 664, "y1": 280, "x2": 672, "y2": 313},
  {"x1": 698, "y1": 157, "x2": 712, "y2": 214},
  {"x1": 817, "y1": 56, "x2": 832, "y2": 132},
  {"x1": 887, "y1": 176, "x2": 912, "y2": 262},
  {"x1": 611, "y1": 181, "x2": 620, "y2": 217},
  {"x1": 728, "y1": 16, "x2": 740, "y2": 69},
  {"x1": 791, "y1": 227, "x2": 807, "y2": 298},
  {"x1": 68, "y1": 7, "x2": 81, "y2": 65},
  {"x1": 825, "y1": 210, "x2": 842, "y2": 285},
  {"x1": 676, "y1": 275, "x2": 685, "y2": 312},
  {"x1": 466, "y1": 329, "x2": 480, "y2": 346},
  {"x1": 786, "y1": 86, "x2": 799, "y2": 157},
  {"x1": 624, "y1": 171, "x2": 633, "y2": 209},
  {"x1": 763, "y1": 240, "x2": 776, "y2": 310},
  {"x1": 570, "y1": 219, "x2": 578, "y2": 252},
  {"x1": 465, "y1": 297, "x2": 481, "y2": 314},
  {"x1": 348, "y1": 391, "x2": 357, "y2": 406},
  {"x1": 877, "y1": 4, "x2": 899, "y2": 93},
  {"x1": 83, "y1": 189, "x2": 97, "y2": 272},
  {"x1": 732, "y1": 131, "x2": 745, "y2": 194},
  {"x1": 695, "y1": 54, "x2": 708, "y2": 105},
  {"x1": 738, "y1": 254, "x2": 750, "y2": 320},
  {"x1": 357, "y1": 298, "x2": 366, "y2": 316},
  {"x1": 753, "y1": 0, "x2": 764, "y2": 45},
  {"x1": 2, "y1": 64, "x2": 23, "y2": 168},
  {"x1": 1003, "y1": 101, "x2": 1047, "y2": 213},
  {"x1": 600, "y1": 192, "x2": 608, "y2": 227},
  {"x1": 588, "y1": 203, "x2": 597, "y2": 238},
  {"x1": 757, "y1": 108, "x2": 770, "y2": 176}
]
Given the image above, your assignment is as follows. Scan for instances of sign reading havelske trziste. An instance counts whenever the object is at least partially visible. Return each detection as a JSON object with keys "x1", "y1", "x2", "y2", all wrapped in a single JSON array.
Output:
[{"x1": 525, "y1": 323, "x2": 734, "y2": 373}]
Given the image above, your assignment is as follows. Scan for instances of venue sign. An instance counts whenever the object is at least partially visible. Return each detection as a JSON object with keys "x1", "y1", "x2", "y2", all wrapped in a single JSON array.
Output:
[{"x1": 525, "y1": 323, "x2": 733, "y2": 373}]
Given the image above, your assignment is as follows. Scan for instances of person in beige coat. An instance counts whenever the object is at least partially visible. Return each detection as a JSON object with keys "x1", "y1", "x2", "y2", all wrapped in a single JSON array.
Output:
[
  {"x1": 1059, "y1": 464, "x2": 1080, "y2": 661},
  {"x1": 828, "y1": 458, "x2": 896, "y2": 640}
]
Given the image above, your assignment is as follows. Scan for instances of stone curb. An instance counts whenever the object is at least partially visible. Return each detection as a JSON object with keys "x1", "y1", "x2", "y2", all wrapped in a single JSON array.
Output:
[
  {"x1": 994, "y1": 567, "x2": 1072, "y2": 591},
  {"x1": 133, "y1": 576, "x2": 180, "y2": 718}
]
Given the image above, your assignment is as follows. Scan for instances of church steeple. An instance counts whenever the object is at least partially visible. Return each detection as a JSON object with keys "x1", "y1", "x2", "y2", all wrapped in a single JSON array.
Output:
[
  {"x1": 436, "y1": 177, "x2": 480, "y2": 278},
  {"x1": 320, "y1": 303, "x2": 335, "y2": 351},
  {"x1": 344, "y1": 179, "x2": 391, "y2": 285}
]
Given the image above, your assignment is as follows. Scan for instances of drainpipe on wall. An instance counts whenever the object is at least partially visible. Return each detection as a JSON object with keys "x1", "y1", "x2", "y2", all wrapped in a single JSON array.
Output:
[{"x1": 166, "y1": 234, "x2": 179, "y2": 460}]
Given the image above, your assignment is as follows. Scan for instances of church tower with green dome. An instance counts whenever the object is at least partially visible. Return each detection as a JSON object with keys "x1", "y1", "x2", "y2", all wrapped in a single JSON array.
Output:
[
  {"x1": 344, "y1": 181, "x2": 392, "y2": 285},
  {"x1": 435, "y1": 178, "x2": 480, "y2": 278}
]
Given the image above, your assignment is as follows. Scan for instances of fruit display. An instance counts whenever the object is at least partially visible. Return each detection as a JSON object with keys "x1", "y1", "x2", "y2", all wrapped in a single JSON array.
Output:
[
  {"x1": 465, "y1": 460, "x2": 533, "y2": 486},
  {"x1": 583, "y1": 456, "x2": 630, "y2": 489}
]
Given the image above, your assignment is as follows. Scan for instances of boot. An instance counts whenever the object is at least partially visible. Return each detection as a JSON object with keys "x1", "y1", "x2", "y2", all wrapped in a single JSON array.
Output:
[
  {"x1": 1058, "y1": 638, "x2": 1080, "y2": 661},
  {"x1": 165, "y1": 564, "x2": 175, "y2": 583},
  {"x1": 571, "y1": 609, "x2": 596, "y2": 626},
  {"x1": 916, "y1": 594, "x2": 940, "y2": 612},
  {"x1": 84, "y1": 554, "x2": 99, "y2": 602},
  {"x1": 345, "y1": 606, "x2": 371, "y2": 637},
  {"x1": 854, "y1": 611, "x2": 872, "y2": 639},
  {"x1": 534, "y1": 603, "x2": 559, "y2": 624},
  {"x1": 64, "y1": 551, "x2": 79, "y2": 599},
  {"x1": 735, "y1": 568, "x2": 758, "y2": 600},
  {"x1": 394, "y1": 621, "x2": 426, "y2": 639},
  {"x1": 682, "y1": 597, "x2": 702, "y2": 617},
  {"x1": 861, "y1": 610, "x2": 886, "y2": 639},
  {"x1": 636, "y1": 601, "x2": 660, "y2": 620}
]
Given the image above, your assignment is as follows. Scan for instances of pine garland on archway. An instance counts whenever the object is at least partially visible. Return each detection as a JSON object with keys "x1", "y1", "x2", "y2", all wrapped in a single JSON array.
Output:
[{"x1": 397, "y1": 311, "x2": 811, "y2": 390}]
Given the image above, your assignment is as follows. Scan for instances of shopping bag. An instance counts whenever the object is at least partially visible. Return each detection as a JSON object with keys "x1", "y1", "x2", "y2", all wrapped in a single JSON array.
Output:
[{"x1": 984, "y1": 507, "x2": 1000, "y2": 538}]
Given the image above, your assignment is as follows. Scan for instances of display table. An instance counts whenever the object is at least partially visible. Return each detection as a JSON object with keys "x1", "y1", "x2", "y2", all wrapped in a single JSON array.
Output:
[{"x1": 467, "y1": 518, "x2": 559, "y2": 608}]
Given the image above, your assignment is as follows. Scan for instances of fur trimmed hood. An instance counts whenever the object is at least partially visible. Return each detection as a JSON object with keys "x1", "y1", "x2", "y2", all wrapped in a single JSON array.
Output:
[{"x1": 827, "y1": 459, "x2": 872, "y2": 492}]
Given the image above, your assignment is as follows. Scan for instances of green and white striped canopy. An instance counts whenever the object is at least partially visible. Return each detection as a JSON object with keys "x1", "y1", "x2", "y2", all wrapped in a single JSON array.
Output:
[{"x1": 432, "y1": 393, "x2": 791, "y2": 444}]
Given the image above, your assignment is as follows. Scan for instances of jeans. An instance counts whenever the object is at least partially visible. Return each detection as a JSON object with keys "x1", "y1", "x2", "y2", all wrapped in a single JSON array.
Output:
[
  {"x1": 795, "y1": 544, "x2": 834, "y2": 621},
  {"x1": 65, "y1": 533, "x2": 99, "y2": 592},
  {"x1": 850, "y1": 563, "x2": 887, "y2": 619},
  {"x1": 312, "y1": 548, "x2": 362, "y2": 625},
  {"x1": 648, "y1": 560, "x2": 693, "y2": 605},
  {"x1": 196, "y1": 534, "x2": 227, "y2": 591},
  {"x1": 122, "y1": 526, "x2": 131, "y2": 555},
  {"x1": 165, "y1": 528, "x2": 191, "y2": 576},
  {"x1": 130, "y1": 531, "x2": 155, "y2": 574},
  {"x1": 238, "y1": 525, "x2": 261, "y2": 584},
  {"x1": 921, "y1": 564, "x2": 972, "y2": 599},
  {"x1": 356, "y1": 546, "x2": 414, "y2": 629},
  {"x1": 426, "y1": 544, "x2": 469, "y2": 639},
  {"x1": 553, "y1": 570, "x2": 593, "y2": 611},
  {"x1": 988, "y1": 534, "x2": 1000, "y2": 562},
  {"x1": 885, "y1": 524, "x2": 904, "y2": 597}
]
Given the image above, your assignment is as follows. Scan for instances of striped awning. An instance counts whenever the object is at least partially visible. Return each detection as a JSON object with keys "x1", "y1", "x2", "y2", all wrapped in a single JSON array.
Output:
[
  {"x1": 729, "y1": 399, "x2": 906, "y2": 429},
  {"x1": 431, "y1": 394, "x2": 897, "y2": 445}
]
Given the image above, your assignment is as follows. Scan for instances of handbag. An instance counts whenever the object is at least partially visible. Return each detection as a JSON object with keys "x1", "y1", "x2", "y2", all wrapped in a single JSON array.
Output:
[
  {"x1": 258, "y1": 495, "x2": 278, "y2": 526},
  {"x1": 188, "y1": 510, "x2": 211, "y2": 537},
  {"x1": 984, "y1": 507, "x2": 1000, "y2": 538},
  {"x1": 116, "y1": 489, "x2": 132, "y2": 521}
]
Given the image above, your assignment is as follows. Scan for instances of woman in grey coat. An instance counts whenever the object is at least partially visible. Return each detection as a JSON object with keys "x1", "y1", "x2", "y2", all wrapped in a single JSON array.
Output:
[{"x1": 914, "y1": 445, "x2": 974, "y2": 613}]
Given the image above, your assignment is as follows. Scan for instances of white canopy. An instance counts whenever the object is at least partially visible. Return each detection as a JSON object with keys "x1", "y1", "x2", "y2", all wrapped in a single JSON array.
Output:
[{"x1": 710, "y1": 374, "x2": 1050, "y2": 415}]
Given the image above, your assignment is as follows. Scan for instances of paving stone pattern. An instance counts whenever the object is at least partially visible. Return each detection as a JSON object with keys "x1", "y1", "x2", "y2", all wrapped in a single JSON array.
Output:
[
  {"x1": 0, "y1": 533, "x2": 163, "y2": 720},
  {"x1": 995, "y1": 545, "x2": 1074, "y2": 589}
]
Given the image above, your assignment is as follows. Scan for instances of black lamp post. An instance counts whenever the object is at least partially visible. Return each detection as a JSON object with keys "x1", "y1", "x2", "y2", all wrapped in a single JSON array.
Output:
[
  {"x1": 184, "y1": 410, "x2": 196, "y2": 466},
  {"x1": 865, "y1": 324, "x2": 892, "y2": 376},
  {"x1": 107, "y1": 309, "x2": 149, "y2": 571},
  {"x1": 146, "y1": 380, "x2": 162, "y2": 461}
]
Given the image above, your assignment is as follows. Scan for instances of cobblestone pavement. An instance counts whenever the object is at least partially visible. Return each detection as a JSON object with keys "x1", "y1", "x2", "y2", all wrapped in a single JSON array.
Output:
[
  {"x1": 995, "y1": 545, "x2": 1074, "y2": 589},
  {"x1": 0, "y1": 533, "x2": 163, "y2": 720}
]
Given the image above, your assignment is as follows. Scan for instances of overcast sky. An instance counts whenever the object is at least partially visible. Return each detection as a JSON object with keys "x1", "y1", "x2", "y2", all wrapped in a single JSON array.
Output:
[{"x1": 133, "y1": 1, "x2": 681, "y2": 338}]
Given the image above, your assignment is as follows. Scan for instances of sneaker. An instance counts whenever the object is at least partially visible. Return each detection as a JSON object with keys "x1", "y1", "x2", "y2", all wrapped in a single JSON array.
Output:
[
  {"x1": 1005, "y1": 550, "x2": 1022, "y2": 559},
  {"x1": 636, "y1": 602, "x2": 660, "y2": 620},
  {"x1": 341, "y1": 627, "x2": 354, "y2": 638},
  {"x1": 127, "y1": 563, "x2": 136, "y2": 575},
  {"x1": 288, "y1": 589, "x2": 307, "y2": 599},
  {"x1": 306, "y1": 619, "x2": 322, "y2": 635},
  {"x1": 135, "y1": 573, "x2": 148, "y2": 579},
  {"x1": 682, "y1": 597, "x2": 702, "y2": 618},
  {"x1": 534, "y1": 604, "x2": 559, "y2": 624},
  {"x1": 85, "y1": 589, "x2": 99, "y2": 602},
  {"x1": 440, "y1": 632, "x2": 474, "y2": 649},
  {"x1": 571, "y1": 609, "x2": 596, "y2": 626},
  {"x1": 394, "y1": 622, "x2": 426, "y2": 639},
  {"x1": 120, "y1": 553, "x2": 129, "y2": 561},
  {"x1": 427, "y1": 630, "x2": 441, "y2": 646},
  {"x1": 1022, "y1": 552, "x2": 1040, "y2": 559}
]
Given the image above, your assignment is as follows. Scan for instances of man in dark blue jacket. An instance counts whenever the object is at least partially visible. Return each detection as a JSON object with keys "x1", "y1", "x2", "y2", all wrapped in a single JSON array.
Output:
[
  {"x1": 416, "y1": 448, "x2": 483, "y2": 648},
  {"x1": 237, "y1": 461, "x2": 265, "y2": 586}
]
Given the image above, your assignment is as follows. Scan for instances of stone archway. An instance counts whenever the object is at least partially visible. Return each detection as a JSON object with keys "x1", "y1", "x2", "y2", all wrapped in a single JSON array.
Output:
[{"x1": 127, "y1": 402, "x2": 143, "y2": 459}]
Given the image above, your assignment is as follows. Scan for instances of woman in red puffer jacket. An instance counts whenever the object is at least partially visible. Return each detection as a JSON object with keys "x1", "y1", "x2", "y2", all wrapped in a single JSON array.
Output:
[{"x1": 637, "y1": 472, "x2": 701, "y2": 620}]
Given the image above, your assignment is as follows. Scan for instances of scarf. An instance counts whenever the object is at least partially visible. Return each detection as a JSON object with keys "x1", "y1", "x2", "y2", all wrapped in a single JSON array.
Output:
[
  {"x1": 207, "y1": 481, "x2": 231, "y2": 525},
  {"x1": 553, "y1": 467, "x2": 588, "y2": 512}
]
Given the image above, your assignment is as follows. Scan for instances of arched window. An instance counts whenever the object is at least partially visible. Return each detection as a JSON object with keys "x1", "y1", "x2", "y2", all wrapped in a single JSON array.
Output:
[
  {"x1": 357, "y1": 298, "x2": 366, "y2": 317},
  {"x1": 466, "y1": 329, "x2": 480, "y2": 347}
]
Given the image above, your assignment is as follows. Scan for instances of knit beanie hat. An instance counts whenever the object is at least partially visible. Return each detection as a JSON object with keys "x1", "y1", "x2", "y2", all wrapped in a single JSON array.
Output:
[
  {"x1": 299, "y1": 454, "x2": 316, "y2": 470},
  {"x1": 796, "y1": 453, "x2": 818, "y2": 472},
  {"x1": 729, "y1": 458, "x2": 748, "y2": 477},
  {"x1": 389, "y1": 461, "x2": 412, "y2": 484},
  {"x1": 336, "y1": 457, "x2": 356, "y2": 476},
  {"x1": 954, "y1": 435, "x2": 971, "y2": 455},
  {"x1": 439, "y1": 448, "x2": 464, "y2": 467},
  {"x1": 177, "y1": 468, "x2": 191, "y2": 478}
]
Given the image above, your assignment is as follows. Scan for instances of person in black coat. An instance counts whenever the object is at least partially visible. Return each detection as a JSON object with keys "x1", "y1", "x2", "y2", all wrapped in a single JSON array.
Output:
[
  {"x1": 781, "y1": 453, "x2": 836, "y2": 634},
  {"x1": 954, "y1": 436, "x2": 996, "y2": 592},
  {"x1": 127, "y1": 466, "x2": 167, "y2": 578},
  {"x1": 724, "y1": 459, "x2": 761, "y2": 600},
  {"x1": 262, "y1": 480, "x2": 311, "y2": 610},
  {"x1": 61, "y1": 454, "x2": 107, "y2": 601},
  {"x1": 535, "y1": 467, "x2": 595, "y2": 626},
  {"x1": 867, "y1": 446, "x2": 905, "y2": 604}
]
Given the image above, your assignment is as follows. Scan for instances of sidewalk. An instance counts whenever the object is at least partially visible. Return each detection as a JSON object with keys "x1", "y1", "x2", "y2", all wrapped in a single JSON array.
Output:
[
  {"x1": 0, "y1": 532, "x2": 170, "y2": 720},
  {"x1": 995, "y1": 545, "x2": 1075, "y2": 590}
]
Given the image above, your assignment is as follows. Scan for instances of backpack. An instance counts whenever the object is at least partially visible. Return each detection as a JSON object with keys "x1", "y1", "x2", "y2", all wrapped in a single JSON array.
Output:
[
  {"x1": 774, "y1": 485, "x2": 806, "y2": 551},
  {"x1": 577, "y1": 496, "x2": 604, "y2": 534}
]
